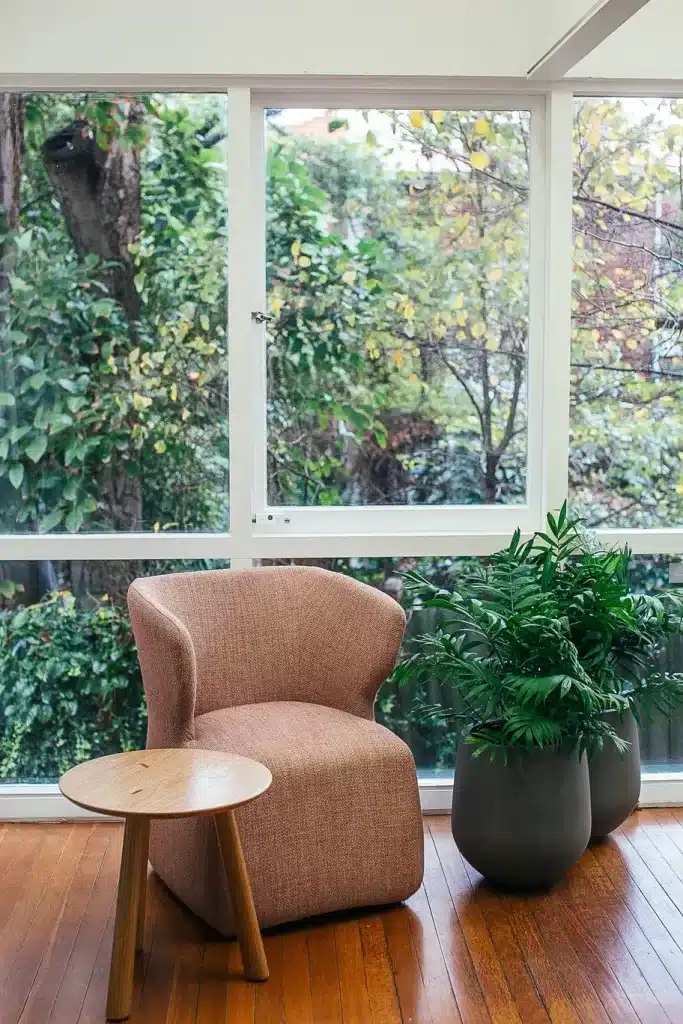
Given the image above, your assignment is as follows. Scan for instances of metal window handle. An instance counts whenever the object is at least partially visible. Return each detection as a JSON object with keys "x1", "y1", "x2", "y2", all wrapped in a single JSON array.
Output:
[{"x1": 251, "y1": 311, "x2": 275, "y2": 324}]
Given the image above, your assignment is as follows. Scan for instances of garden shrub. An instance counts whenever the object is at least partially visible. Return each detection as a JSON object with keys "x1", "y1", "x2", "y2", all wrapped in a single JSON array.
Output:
[{"x1": 0, "y1": 591, "x2": 146, "y2": 780}]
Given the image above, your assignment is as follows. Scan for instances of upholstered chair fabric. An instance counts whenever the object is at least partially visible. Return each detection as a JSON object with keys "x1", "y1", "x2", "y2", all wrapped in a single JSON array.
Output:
[{"x1": 128, "y1": 566, "x2": 424, "y2": 934}]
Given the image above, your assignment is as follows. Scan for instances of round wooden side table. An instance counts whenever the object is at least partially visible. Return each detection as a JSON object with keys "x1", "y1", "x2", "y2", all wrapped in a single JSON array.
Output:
[{"x1": 59, "y1": 748, "x2": 272, "y2": 1021}]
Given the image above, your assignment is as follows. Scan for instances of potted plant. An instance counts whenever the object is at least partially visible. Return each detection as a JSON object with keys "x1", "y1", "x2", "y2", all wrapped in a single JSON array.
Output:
[
  {"x1": 395, "y1": 530, "x2": 628, "y2": 889},
  {"x1": 530, "y1": 507, "x2": 683, "y2": 839}
]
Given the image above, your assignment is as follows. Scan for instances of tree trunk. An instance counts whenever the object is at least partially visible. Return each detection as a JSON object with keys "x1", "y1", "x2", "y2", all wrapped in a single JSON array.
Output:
[
  {"x1": 0, "y1": 94, "x2": 23, "y2": 520},
  {"x1": 42, "y1": 103, "x2": 143, "y2": 323},
  {"x1": 0, "y1": 96, "x2": 59, "y2": 599},
  {"x1": 43, "y1": 102, "x2": 145, "y2": 596},
  {"x1": 0, "y1": 93, "x2": 23, "y2": 231}
]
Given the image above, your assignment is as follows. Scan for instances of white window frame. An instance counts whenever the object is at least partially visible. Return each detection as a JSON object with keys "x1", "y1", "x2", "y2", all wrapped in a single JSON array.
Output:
[
  {"x1": 248, "y1": 92, "x2": 548, "y2": 546},
  {"x1": 1, "y1": 77, "x2": 683, "y2": 815}
]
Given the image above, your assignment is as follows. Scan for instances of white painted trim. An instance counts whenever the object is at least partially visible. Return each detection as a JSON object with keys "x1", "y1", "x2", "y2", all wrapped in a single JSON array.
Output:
[
  {"x1": 0, "y1": 532, "x2": 235, "y2": 560},
  {"x1": 640, "y1": 773, "x2": 683, "y2": 808},
  {"x1": 540, "y1": 91, "x2": 573, "y2": 517},
  {"x1": 0, "y1": 785, "x2": 122, "y2": 822},
  {"x1": 593, "y1": 530, "x2": 683, "y2": 555},
  {"x1": 3, "y1": 773, "x2": 680, "y2": 821},
  {"x1": 228, "y1": 88, "x2": 256, "y2": 551},
  {"x1": 528, "y1": 0, "x2": 652, "y2": 81}
]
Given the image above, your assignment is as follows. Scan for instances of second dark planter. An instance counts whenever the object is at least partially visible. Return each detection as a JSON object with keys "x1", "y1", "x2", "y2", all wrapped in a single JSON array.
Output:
[
  {"x1": 589, "y1": 708, "x2": 641, "y2": 840},
  {"x1": 452, "y1": 741, "x2": 591, "y2": 889}
]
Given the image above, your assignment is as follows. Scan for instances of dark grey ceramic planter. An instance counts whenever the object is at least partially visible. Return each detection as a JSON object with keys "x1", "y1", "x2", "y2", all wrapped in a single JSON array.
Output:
[
  {"x1": 451, "y1": 741, "x2": 591, "y2": 889},
  {"x1": 589, "y1": 708, "x2": 641, "y2": 840}
]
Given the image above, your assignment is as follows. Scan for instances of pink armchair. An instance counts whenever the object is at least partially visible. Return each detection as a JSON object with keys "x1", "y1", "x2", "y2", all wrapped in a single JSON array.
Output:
[{"x1": 127, "y1": 566, "x2": 424, "y2": 935}]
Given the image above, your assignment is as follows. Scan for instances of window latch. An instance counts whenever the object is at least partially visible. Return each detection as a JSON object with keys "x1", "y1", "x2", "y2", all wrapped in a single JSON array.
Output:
[{"x1": 251, "y1": 310, "x2": 275, "y2": 324}]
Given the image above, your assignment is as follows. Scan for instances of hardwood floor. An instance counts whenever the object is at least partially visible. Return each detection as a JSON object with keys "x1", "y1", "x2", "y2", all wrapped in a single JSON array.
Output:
[{"x1": 5, "y1": 812, "x2": 683, "y2": 1022}]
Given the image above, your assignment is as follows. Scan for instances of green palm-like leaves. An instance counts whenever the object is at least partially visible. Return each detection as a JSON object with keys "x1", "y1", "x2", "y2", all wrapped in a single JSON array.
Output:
[{"x1": 394, "y1": 502, "x2": 683, "y2": 758}]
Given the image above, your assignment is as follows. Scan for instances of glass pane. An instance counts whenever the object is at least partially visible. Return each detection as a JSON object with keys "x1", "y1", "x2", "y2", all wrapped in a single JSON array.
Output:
[
  {"x1": 571, "y1": 98, "x2": 683, "y2": 528},
  {"x1": 631, "y1": 555, "x2": 683, "y2": 767},
  {"x1": 0, "y1": 93, "x2": 228, "y2": 533},
  {"x1": 266, "y1": 108, "x2": 530, "y2": 507},
  {"x1": 0, "y1": 558, "x2": 228, "y2": 782}
]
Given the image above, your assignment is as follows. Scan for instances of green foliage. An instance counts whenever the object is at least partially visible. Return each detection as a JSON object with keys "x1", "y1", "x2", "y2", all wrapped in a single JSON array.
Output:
[
  {"x1": 0, "y1": 591, "x2": 146, "y2": 779},
  {"x1": 0, "y1": 94, "x2": 228, "y2": 534},
  {"x1": 394, "y1": 533, "x2": 628, "y2": 759},
  {"x1": 531, "y1": 505, "x2": 683, "y2": 720}
]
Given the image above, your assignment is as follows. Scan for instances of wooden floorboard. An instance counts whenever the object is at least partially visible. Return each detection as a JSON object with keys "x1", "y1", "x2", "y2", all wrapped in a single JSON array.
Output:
[{"x1": 6, "y1": 812, "x2": 683, "y2": 1022}]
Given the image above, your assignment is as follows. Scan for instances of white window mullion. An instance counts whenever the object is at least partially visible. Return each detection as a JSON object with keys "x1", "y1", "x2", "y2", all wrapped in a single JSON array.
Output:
[
  {"x1": 227, "y1": 87, "x2": 258, "y2": 558},
  {"x1": 249, "y1": 102, "x2": 269, "y2": 522},
  {"x1": 540, "y1": 89, "x2": 573, "y2": 519},
  {"x1": 526, "y1": 96, "x2": 550, "y2": 532}
]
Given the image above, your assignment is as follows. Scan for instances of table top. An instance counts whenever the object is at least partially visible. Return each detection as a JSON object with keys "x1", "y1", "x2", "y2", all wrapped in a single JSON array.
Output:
[{"x1": 59, "y1": 749, "x2": 272, "y2": 818}]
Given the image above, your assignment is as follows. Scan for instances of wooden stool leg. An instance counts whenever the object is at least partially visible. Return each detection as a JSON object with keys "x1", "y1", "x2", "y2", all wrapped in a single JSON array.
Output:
[
  {"x1": 215, "y1": 811, "x2": 269, "y2": 981},
  {"x1": 106, "y1": 816, "x2": 148, "y2": 1021},
  {"x1": 135, "y1": 818, "x2": 150, "y2": 952}
]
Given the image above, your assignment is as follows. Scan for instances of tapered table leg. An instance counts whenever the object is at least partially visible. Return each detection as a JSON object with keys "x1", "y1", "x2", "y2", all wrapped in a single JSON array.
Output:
[
  {"x1": 215, "y1": 810, "x2": 269, "y2": 981},
  {"x1": 106, "y1": 816, "x2": 147, "y2": 1021},
  {"x1": 136, "y1": 818, "x2": 150, "y2": 952}
]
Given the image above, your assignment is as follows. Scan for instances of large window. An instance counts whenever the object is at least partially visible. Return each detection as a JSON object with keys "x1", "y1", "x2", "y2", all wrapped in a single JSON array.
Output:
[
  {"x1": 265, "y1": 108, "x2": 531, "y2": 510},
  {"x1": 2, "y1": 86, "x2": 683, "y2": 792},
  {"x1": 571, "y1": 98, "x2": 683, "y2": 530},
  {"x1": 0, "y1": 93, "x2": 228, "y2": 535}
]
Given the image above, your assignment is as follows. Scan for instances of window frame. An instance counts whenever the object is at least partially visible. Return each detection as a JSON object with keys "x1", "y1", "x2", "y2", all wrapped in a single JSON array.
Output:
[
  {"x1": 0, "y1": 80, "x2": 679, "y2": 561},
  {"x1": 2, "y1": 78, "x2": 683, "y2": 807},
  {"x1": 249, "y1": 92, "x2": 548, "y2": 543}
]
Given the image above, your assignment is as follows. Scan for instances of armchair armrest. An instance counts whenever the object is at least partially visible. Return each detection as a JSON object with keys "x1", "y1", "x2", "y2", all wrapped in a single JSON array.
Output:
[{"x1": 128, "y1": 581, "x2": 197, "y2": 748}]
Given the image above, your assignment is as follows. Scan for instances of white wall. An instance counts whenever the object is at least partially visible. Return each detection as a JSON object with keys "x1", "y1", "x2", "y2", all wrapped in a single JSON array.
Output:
[
  {"x1": 0, "y1": 0, "x2": 534, "y2": 78},
  {"x1": 573, "y1": 0, "x2": 683, "y2": 78}
]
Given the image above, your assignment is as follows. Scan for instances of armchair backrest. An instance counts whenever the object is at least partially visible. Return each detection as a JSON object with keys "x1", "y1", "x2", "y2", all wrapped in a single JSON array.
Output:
[{"x1": 128, "y1": 566, "x2": 406, "y2": 745}]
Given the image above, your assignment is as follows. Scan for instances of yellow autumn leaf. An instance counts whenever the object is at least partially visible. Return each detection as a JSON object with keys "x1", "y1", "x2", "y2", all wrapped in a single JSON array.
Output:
[
  {"x1": 487, "y1": 267, "x2": 503, "y2": 282},
  {"x1": 661, "y1": 395, "x2": 674, "y2": 405},
  {"x1": 625, "y1": 339, "x2": 638, "y2": 351},
  {"x1": 456, "y1": 310, "x2": 468, "y2": 326},
  {"x1": 403, "y1": 302, "x2": 416, "y2": 320},
  {"x1": 470, "y1": 151, "x2": 490, "y2": 171},
  {"x1": 474, "y1": 117, "x2": 489, "y2": 136},
  {"x1": 181, "y1": 407, "x2": 190, "y2": 422},
  {"x1": 271, "y1": 296, "x2": 282, "y2": 316},
  {"x1": 575, "y1": 235, "x2": 584, "y2": 250},
  {"x1": 485, "y1": 337, "x2": 500, "y2": 352},
  {"x1": 471, "y1": 321, "x2": 485, "y2": 339},
  {"x1": 456, "y1": 331, "x2": 467, "y2": 340},
  {"x1": 454, "y1": 294, "x2": 464, "y2": 309},
  {"x1": 410, "y1": 110, "x2": 424, "y2": 129},
  {"x1": 591, "y1": 329, "x2": 600, "y2": 342},
  {"x1": 133, "y1": 393, "x2": 152, "y2": 411},
  {"x1": 154, "y1": 440, "x2": 166, "y2": 454},
  {"x1": 170, "y1": 382, "x2": 178, "y2": 401},
  {"x1": 677, "y1": 484, "x2": 683, "y2": 495},
  {"x1": 290, "y1": 240, "x2": 301, "y2": 257},
  {"x1": 153, "y1": 521, "x2": 160, "y2": 533},
  {"x1": 341, "y1": 269, "x2": 357, "y2": 285},
  {"x1": 431, "y1": 110, "x2": 444, "y2": 124},
  {"x1": 298, "y1": 255, "x2": 311, "y2": 268},
  {"x1": 490, "y1": 374, "x2": 499, "y2": 386},
  {"x1": 393, "y1": 349, "x2": 404, "y2": 368}
]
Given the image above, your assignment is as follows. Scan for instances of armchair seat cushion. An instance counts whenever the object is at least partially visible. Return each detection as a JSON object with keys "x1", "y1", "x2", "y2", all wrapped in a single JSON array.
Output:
[{"x1": 149, "y1": 701, "x2": 424, "y2": 934}]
